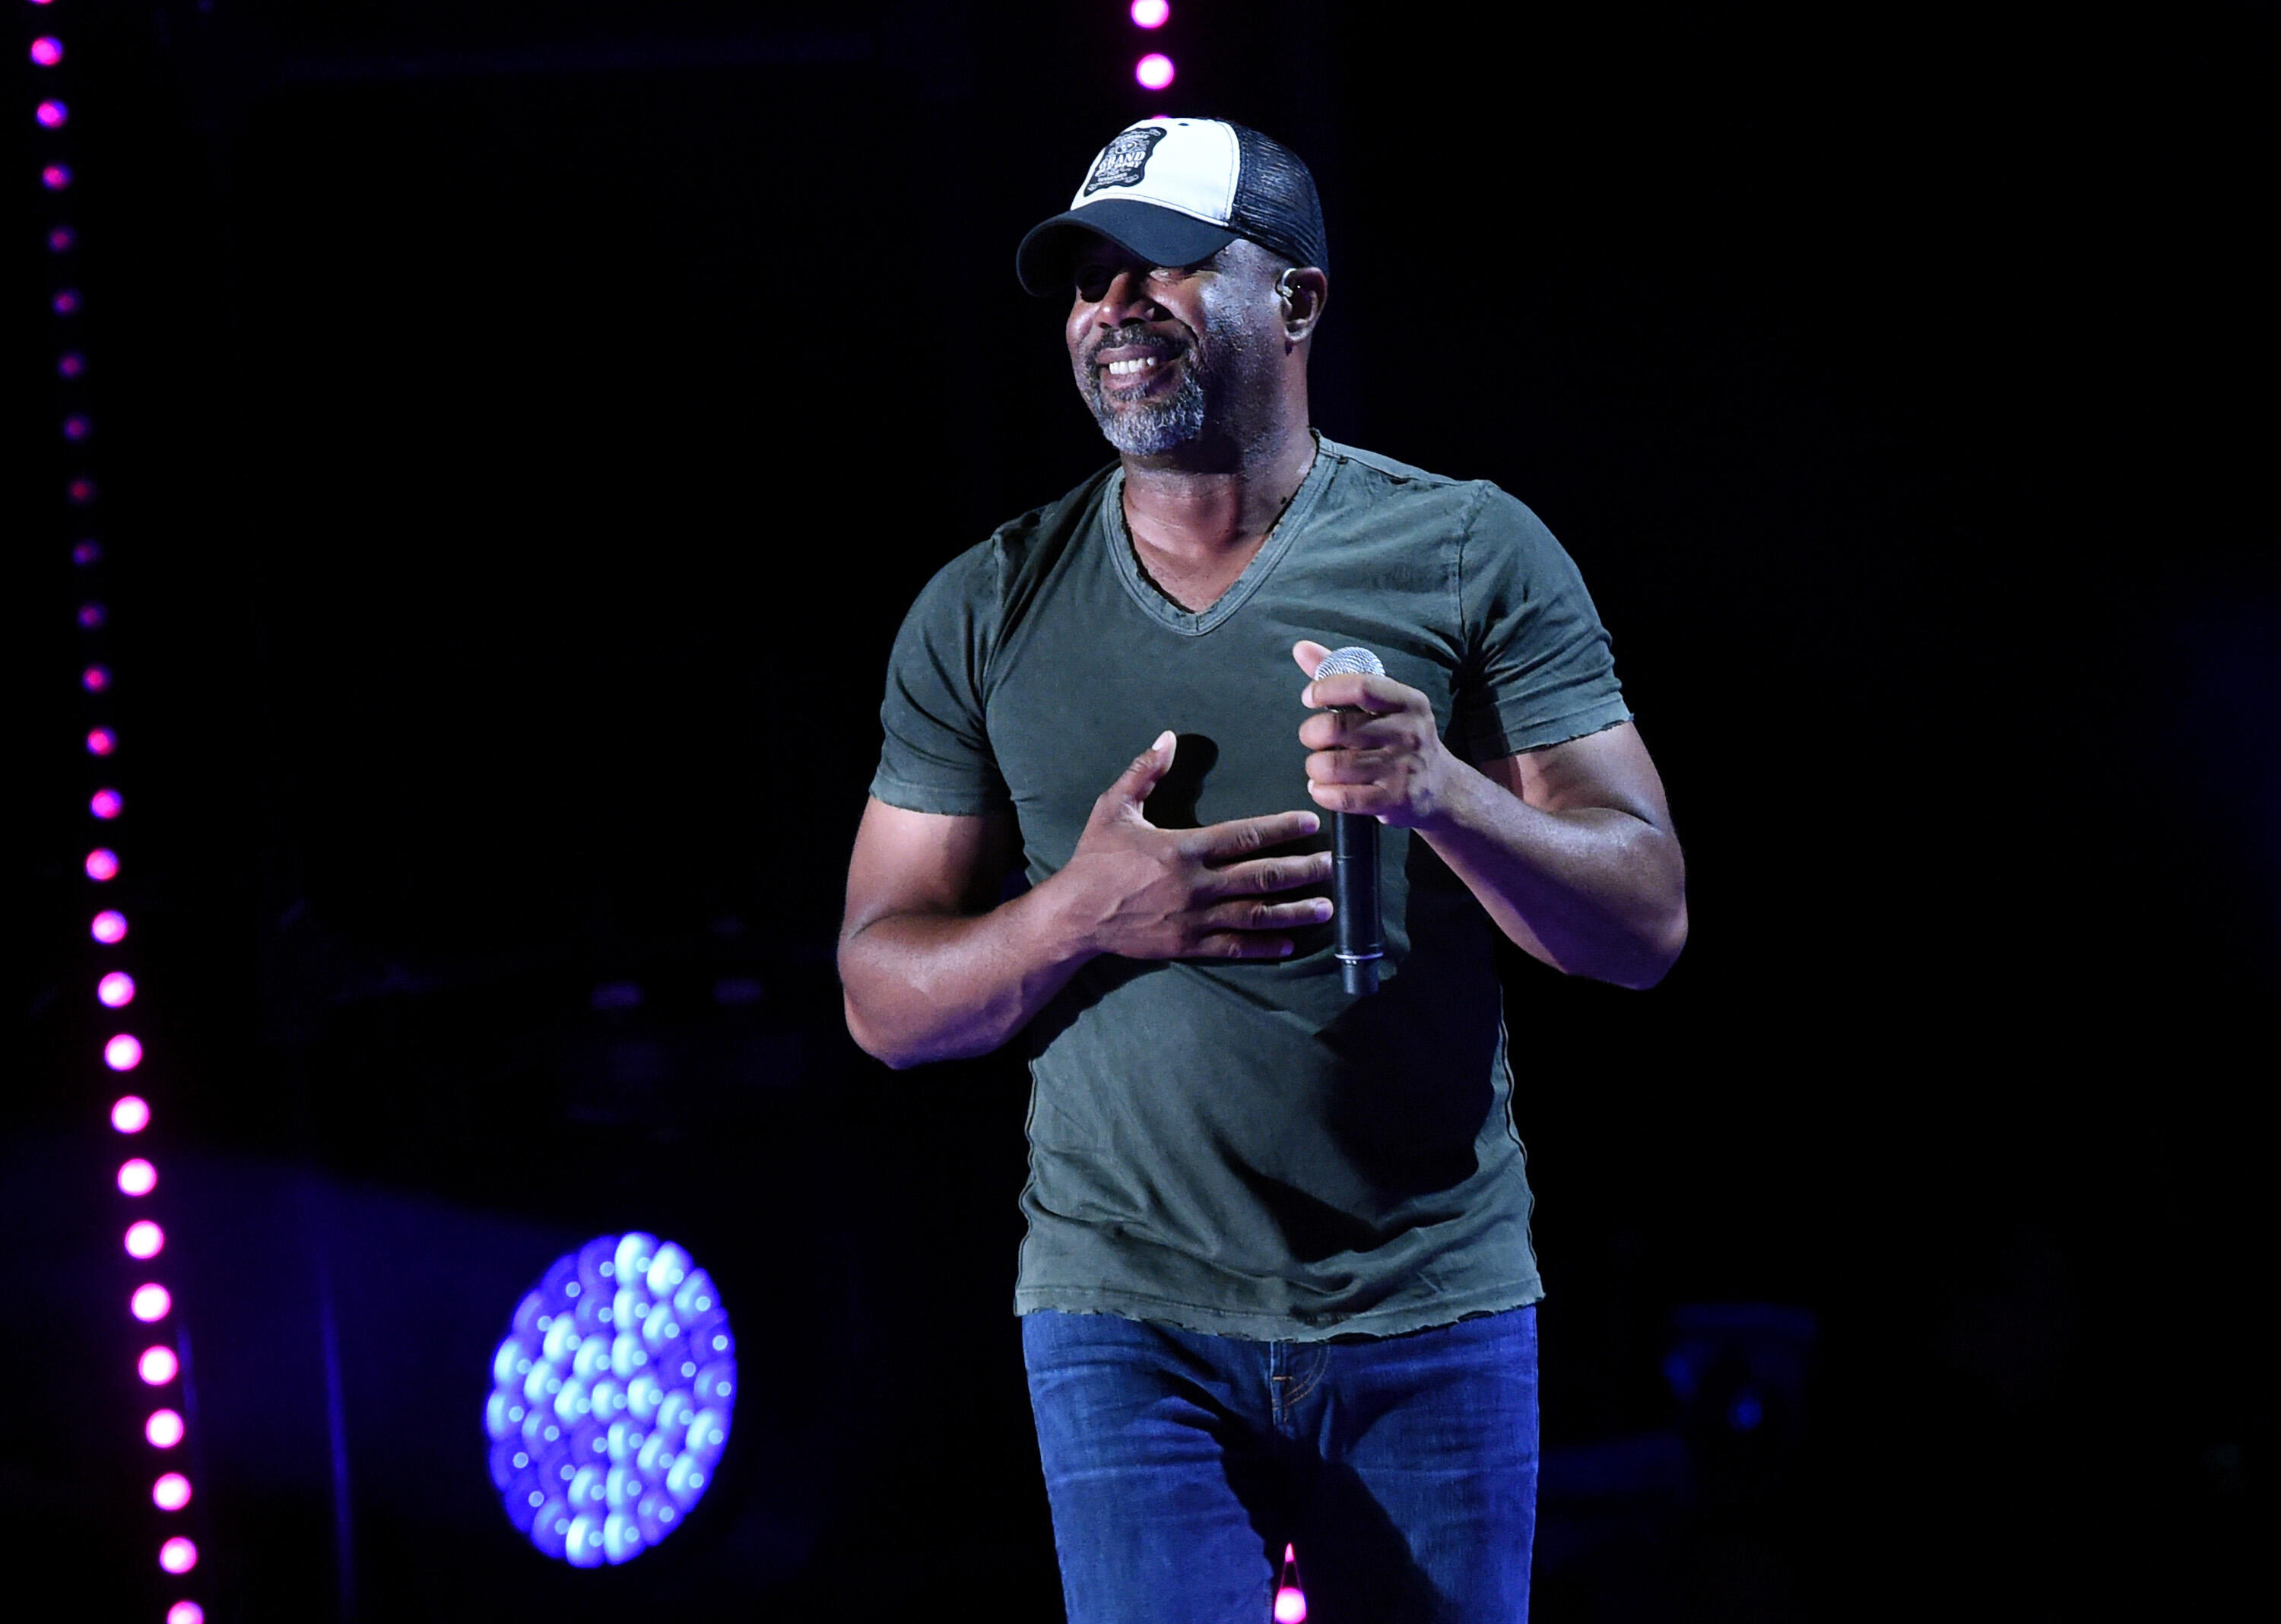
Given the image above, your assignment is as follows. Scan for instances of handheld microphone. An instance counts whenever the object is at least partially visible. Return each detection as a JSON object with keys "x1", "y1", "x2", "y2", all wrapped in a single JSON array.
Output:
[{"x1": 1312, "y1": 646, "x2": 1386, "y2": 996}]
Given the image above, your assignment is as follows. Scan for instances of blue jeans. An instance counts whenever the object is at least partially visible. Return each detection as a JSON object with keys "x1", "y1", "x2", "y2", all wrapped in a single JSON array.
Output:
[{"x1": 1022, "y1": 1305, "x2": 1538, "y2": 1624}]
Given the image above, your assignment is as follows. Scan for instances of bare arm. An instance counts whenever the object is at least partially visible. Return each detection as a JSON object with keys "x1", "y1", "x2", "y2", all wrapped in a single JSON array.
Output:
[
  {"x1": 1295, "y1": 642, "x2": 1687, "y2": 988},
  {"x1": 839, "y1": 732, "x2": 1334, "y2": 1069}
]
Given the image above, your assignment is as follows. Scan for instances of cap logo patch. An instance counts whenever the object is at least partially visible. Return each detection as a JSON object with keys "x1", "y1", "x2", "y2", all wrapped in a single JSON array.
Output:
[{"x1": 1082, "y1": 125, "x2": 1167, "y2": 196}]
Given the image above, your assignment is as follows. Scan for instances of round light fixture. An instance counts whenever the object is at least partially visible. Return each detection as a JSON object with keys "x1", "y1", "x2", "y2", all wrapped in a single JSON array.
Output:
[{"x1": 487, "y1": 1233, "x2": 736, "y2": 1566}]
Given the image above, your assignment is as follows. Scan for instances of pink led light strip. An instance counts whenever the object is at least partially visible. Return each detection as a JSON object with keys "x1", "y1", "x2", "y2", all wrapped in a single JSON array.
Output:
[
  {"x1": 1128, "y1": 0, "x2": 1175, "y2": 92},
  {"x1": 30, "y1": 5, "x2": 207, "y2": 1619}
]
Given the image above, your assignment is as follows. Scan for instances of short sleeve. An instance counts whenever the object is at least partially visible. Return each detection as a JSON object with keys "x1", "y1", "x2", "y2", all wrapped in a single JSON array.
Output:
[
  {"x1": 868, "y1": 545, "x2": 1014, "y2": 817},
  {"x1": 1449, "y1": 489, "x2": 1634, "y2": 762}
]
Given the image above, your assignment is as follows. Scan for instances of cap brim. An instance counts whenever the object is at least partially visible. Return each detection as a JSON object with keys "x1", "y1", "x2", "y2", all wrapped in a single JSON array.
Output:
[{"x1": 1015, "y1": 200, "x2": 1240, "y2": 298}]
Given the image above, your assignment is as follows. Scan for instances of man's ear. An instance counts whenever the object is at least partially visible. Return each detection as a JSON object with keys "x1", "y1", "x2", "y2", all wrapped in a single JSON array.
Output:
[{"x1": 1276, "y1": 268, "x2": 1329, "y2": 340}]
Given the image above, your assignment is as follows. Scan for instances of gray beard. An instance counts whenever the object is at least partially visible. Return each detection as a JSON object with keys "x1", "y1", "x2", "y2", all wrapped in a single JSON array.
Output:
[{"x1": 1084, "y1": 364, "x2": 1207, "y2": 455}]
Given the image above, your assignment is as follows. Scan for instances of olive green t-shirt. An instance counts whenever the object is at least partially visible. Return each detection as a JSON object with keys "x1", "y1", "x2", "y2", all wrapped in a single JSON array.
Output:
[{"x1": 868, "y1": 439, "x2": 1632, "y2": 1340}]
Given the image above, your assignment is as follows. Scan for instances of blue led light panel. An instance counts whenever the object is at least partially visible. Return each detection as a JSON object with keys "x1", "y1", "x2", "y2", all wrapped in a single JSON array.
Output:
[{"x1": 486, "y1": 1232, "x2": 738, "y2": 1566}]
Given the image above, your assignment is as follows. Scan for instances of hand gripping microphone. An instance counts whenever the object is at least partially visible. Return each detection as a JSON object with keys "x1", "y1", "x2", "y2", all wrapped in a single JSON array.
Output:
[{"x1": 1313, "y1": 645, "x2": 1387, "y2": 995}]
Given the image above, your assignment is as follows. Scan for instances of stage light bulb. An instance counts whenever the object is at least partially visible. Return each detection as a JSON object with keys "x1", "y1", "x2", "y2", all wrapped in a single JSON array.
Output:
[
  {"x1": 614, "y1": 1232, "x2": 660, "y2": 1285},
  {"x1": 42, "y1": 164, "x2": 72, "y2": 190},
  {"x1": 1274, "y1": 1543, "x2": 1309, "y2": 1621},
  {"x1": 158, "y1": 1537, "x2": 198, "y2": 1575},
  {"x1": 59, "y1": 351, "x2": 85, "y2": 376},
  {"x1": 140, "y1": 1345, "x2": 180, "y2": 1385},
  {"x1": 32, "y1": 37, "x2": 63, "y2": 66},
  {"x1": 101, "y1": 972, "x2": 138, "y2": 1008},
  {"x1": 132, "y1": 1283, "x2": 172, "y2": 1321},
  {"x1": 1131, "y1": 0, "x2": 1170, "y2": 26},
  {"x1": 1136, "y1": 52, "x2": 1175, "y2": 90},
  {"x1": 106, "y1": 1033, "x2": 144, "y2": 1071},
  {"x1": 49, "y1": 224, "x2": 76, "y2": 249},
  {"x1": 87, "y1": 728, "x2": 118, "y2": 756},
  {"x1": 645, "y1": 1242, "x2": 691, "y2": 1299},
  {"x1": 82, "y1": 664, "x2": 109, "y2": 691},
  {"x1": 113, "y1": 1094, "x2": 150, "y2": 1132},
  {"x1": 87, "y1": 848, "x2": 119, "y2": 880},
  {"x1": 167, "y1": 1604, "x2": 205, "y2": 1624},
  {"x1": 148, "y1": 1409, "x2": 186, "y2": 1448},
  {"x1": 36, "y1": 100, "x2": 68, "y2": 128},
  {"x1": 154, "y1": 1473, "x2": 192, "y2": 1511},
  {"x1": 121, "y1": 1158, "x2": 159, "y2": 1196},
  {"x1": 64, "y1": 414, "x2": 91, "y2": 441},
  {"x1": 125, "y1": 1220, "x2": 165, "y2": 1259},
  {"x1": 92, "y1": 788, "x2": 121, "y2": 820},
  {"x1": 601, "y1": 1508, "x2": 644, "y2": 1564},
  {"x1": 93, "y1": 909, "x2": 127, "y2": 943}
]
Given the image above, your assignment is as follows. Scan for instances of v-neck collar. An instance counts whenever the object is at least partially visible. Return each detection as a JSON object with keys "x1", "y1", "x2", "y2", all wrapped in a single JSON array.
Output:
[{"x1": 1102, "y1": 438, "x2": 1334, "y2": 636}]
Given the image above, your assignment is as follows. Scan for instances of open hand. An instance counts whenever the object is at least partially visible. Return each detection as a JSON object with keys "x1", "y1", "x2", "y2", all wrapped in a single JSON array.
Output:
[{"x1": 1062, "y1": 731, "x2": 1333, "y2": 959}]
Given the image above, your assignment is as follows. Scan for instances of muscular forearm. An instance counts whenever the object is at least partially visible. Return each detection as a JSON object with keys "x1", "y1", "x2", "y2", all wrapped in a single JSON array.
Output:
[
  {"x1": 1416, "y1": 761, "x2": 1689, "y2": 988},
  {"x1": 839, "y1": 881, "x2": 1098, "y2": 1070},
  {"x1": 841, "y1": 743, "x2": 1334, "y2": 1069}
]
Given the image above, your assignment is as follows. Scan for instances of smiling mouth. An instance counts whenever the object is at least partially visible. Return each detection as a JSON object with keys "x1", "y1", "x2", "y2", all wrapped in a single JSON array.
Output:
[{"x1": 1095, "y1": 347, "x2": 1182, "y2": 394}]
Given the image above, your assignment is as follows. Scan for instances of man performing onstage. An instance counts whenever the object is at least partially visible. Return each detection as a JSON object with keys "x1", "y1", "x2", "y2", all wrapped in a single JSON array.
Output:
[{"x1": 838, "y1": 118, "x2": 1686, "y2": 1622}]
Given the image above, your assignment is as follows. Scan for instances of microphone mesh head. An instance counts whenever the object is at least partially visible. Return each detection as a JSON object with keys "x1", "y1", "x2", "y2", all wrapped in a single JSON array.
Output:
[{"x1": 1313, "y1": 645, "x2": 1386, "y2": 680}]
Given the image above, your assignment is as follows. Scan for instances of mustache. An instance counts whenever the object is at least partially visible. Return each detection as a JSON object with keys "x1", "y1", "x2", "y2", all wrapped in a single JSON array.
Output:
[{"x1": 1083, "y1": 325, "x2": 1185, "y2": 367}]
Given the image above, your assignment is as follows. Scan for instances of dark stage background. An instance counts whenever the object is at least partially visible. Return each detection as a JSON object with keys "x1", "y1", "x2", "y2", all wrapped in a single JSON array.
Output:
[{"x1": 8, "y1": 2, "x2": 2273, "y2": 1619}]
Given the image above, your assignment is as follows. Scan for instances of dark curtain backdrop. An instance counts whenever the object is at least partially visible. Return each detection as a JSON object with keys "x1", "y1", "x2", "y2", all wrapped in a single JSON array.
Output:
[{"x1": 8, "y1": 3, "x2": 2271, "y2": 1620}]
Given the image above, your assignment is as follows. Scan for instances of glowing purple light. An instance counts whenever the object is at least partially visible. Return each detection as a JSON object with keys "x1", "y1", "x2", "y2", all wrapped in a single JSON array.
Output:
[
  {"x1": 59, "y1": 352, "x2": 85, "y2": 377},
  {"x1": 1135, "y1": 52, "x2": 1175, "y2": 90},
  {"x1": 1131, "y1": 0, "x2": 1170, "y2": 26},
  {"x1": 1274, "y1": 1543, "x2": 1309, "y2": 1622},
  {"x1": 64, "y1": 414, "x2": 91, "y2": 441},
  {"x1": 87, "y1": 725, "x2": 116, "y2": 754},
  {"x1": 69, "y1": 477, "x2": 96, "y2": 503},
  {"x1": 41, "y1": 164, "x2": 72, "y2": 191},
  {"x1": 167, "y1": 1604, "x2": 205, "y2": 1624},
  {"x1": 159, "y1": 1537, "x2": 198, "y2": 1575},
  {"x1": 147, "y1": 1409, "x2": 186, "y2": 1448},
  {"x1": 132, "y1": 1282, "x2": 172, "y2": 1321},
  {"x1": 106, "y1": 1033, "x2": 144, "y2": 1071},
  {"x1": 92, "y1": 788, "x2": 122, "y2": 820},
  {"x1": 87, "y1": 848, "x2": 120, "y2": 881},
  {"x1": 79, "y1": 604, "x2": 107, "y2": 629},
  {"x1": 92, "y1": 909, "x2": 128, "y2": 944},
  {"x1": 32, "y1": 36, "x2": 63, "y2": 66},
  {"x1": 73, "y1": 539, "x2": 101, "y2": 564},
  {"x1": 140, "y1": 1344, "x2": 179, "y2": 1385},
  {"x1": 100, "y1": 971, "x2": 138, "y2": 1008},
  {"x1": 53, "y1": 289, "x2": 82, "y2": 316},
  {"x1": 36, "y1": 100, "x2": 68, "y2": 129},
  {"x1": 121, "y1": 1159, "x2": 158, "y2": 1197},
  {"x1": 83, "y1": 664, "x2": 110, "y2": 692},
  {"x1": 154, "y1": 1473, "x2": 193, "y2": 1511},
  {"x1": 113, "y1": 1094, "x2": 151, "y2": 1133},
  {"x1": 491, "y1": 1232, "x2": 735, "y2": 1563},
  {"x1": 126, "y1": 1220, "x2": 166, "y2": 1260}
]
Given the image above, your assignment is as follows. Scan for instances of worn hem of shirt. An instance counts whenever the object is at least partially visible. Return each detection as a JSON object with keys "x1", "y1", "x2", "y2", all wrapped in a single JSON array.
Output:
[{"x1": 1011, "y1": 1275, "x2": 1545, "y2": 1343}]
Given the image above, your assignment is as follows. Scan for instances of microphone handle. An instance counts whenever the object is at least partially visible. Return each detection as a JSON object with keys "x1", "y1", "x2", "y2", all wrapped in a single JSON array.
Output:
[{"x1": 1332, "y1": 810, "x2": 1383, "y2": 995}]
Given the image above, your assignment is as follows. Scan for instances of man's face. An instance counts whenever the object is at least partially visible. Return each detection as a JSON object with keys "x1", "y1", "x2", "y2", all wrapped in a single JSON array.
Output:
[{"x1": 1064, "y1": 237, "x2": 1282, "y2": 457}]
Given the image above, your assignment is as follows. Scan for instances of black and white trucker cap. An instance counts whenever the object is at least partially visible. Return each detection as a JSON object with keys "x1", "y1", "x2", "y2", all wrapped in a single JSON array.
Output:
[{"x1": 1016, "y1": 117, "x2": 1329, "y2": 297}]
